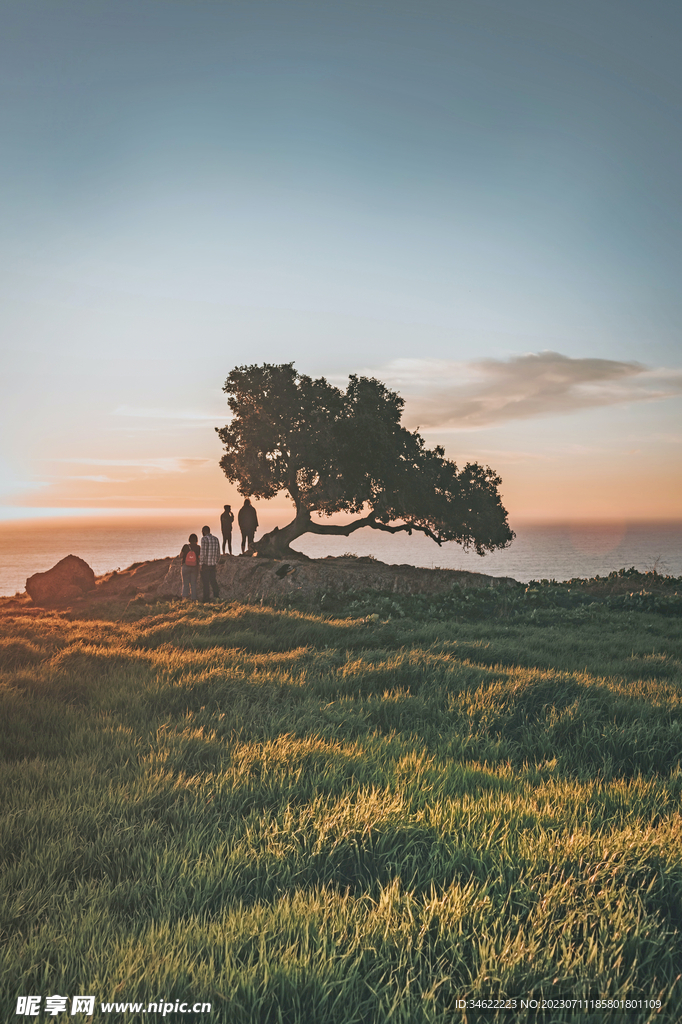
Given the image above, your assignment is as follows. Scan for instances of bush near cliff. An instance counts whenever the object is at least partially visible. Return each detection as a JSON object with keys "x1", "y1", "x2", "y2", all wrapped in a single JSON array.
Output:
[{"x1": 272, "y1": 567, "x2": 682, "y2": 623}]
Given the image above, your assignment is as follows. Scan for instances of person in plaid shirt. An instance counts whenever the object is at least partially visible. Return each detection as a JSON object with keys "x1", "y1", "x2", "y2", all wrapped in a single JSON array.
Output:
[{"x1": 200, "y1": 525, "x2": 221, "y2": 602}]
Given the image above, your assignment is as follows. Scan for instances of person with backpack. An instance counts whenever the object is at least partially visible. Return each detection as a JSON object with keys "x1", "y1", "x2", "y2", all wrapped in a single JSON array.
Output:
[{"x1": 180, "y1": 532, "x2": 201, "y2": 600}]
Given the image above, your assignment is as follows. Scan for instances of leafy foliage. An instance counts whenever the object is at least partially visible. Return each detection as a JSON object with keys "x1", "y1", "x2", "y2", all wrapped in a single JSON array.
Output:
[
  {"x1": 266, "y1": 567, "x2": 682, "y2": 624},
  {"x1": 217, "y1": 363, "x2": 514, "y2": 554}
]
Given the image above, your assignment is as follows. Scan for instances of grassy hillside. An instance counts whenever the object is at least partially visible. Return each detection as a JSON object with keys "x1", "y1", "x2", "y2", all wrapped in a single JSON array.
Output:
[{"x1": 1, "y1": 576, "x2": 681, "y2": 1022}]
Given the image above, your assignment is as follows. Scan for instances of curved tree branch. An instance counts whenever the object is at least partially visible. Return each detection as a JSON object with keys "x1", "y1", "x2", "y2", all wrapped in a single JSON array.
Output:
[{"x1": 305, "y1": 512, "x2": 443, "y2": 545}]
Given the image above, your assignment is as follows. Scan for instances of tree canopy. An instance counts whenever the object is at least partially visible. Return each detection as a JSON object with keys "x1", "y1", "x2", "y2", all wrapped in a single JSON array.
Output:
[{"x1": 216, "y1": 363, "x2": 514, "y2": 558}]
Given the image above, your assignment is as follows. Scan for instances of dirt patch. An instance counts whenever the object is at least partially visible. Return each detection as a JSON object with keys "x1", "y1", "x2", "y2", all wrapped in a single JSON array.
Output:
[{"x1": 95, "y1": 558, "x2": 175, "y2": 598}]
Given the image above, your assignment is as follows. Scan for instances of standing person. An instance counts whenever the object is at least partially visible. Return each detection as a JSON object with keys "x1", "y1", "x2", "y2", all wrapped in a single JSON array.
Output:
[
  {"x1": 238, "y1": 498, "x2": 258, "y2": 553},
  {"x1": 220, "y1": 504, "x2": 234, "y2": 555},
  {"x1": 179, "y1": 533, "x2": 200, "y2": 600},
  {"x1": 200, "y1": 525, "x2": 221, "y2": 602}
]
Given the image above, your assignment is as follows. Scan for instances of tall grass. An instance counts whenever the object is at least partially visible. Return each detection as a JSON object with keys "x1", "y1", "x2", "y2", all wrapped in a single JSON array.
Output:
[{"x1": 1, "y1": 591, "x2": 681, "y2": 1022}]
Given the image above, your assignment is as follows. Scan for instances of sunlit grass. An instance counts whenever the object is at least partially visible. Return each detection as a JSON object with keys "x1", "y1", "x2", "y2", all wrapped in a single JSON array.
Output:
[{"x1": 1, "y1": 595, "x2": 681, "y2": 1021}]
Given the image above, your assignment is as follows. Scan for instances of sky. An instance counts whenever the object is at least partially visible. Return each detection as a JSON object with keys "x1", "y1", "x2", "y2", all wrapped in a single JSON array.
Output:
[{"x1": 1, "y1": 0, "x2": 681, "y2": 523}]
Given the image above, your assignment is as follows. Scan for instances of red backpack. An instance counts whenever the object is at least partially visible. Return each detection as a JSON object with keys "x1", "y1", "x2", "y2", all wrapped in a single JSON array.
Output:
[{"x1": 185, "y1": 547, "x2": 197, "y2": 566}]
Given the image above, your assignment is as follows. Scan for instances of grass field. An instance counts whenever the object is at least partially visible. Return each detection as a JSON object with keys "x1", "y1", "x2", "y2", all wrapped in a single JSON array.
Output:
[{"x1": 1, "y1": 575, "x2": 682, "y2": 1023}]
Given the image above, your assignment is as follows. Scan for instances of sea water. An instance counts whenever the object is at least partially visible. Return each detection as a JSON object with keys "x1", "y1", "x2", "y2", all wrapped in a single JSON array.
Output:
[{"x1": 1, "y1": 511, "x2": 681, "y2": 597}]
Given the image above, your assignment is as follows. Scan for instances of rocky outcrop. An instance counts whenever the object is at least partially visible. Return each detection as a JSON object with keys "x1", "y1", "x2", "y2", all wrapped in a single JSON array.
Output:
[
  {"x1": 161, "y1": 554, "x2": 518, "y2": 603},
  {"x1": 16, "y1": 553, "x2": 516, "y2": 612},
  {"x1": 26, "y1": 555, "x2": 97, "y2": 606}
]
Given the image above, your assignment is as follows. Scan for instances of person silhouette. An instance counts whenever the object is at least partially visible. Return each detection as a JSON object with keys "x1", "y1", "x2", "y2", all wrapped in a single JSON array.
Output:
[
  {"x1": 179, "y1": 533, "x2": 200, "y2": 600},
  {"x1": 199, "y1": 525, "x2": 221, "y2": 602},
  {"x1": 220, "y1": 504, "x2": 234, "y2": 555},
  {"x1": 238, "y1": 498, "x2": 258, "y2": 553}
]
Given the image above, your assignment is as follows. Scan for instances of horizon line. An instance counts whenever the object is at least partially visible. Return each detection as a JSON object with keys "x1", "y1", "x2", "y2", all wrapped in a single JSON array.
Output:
[{"x1": 0, "y1": 507, "x2": 681, "y2": 527}]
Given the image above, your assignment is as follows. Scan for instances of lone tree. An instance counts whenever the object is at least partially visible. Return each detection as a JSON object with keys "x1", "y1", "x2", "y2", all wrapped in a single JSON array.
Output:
[{"x1": 216, "y1": 363, "x2": 514, "y2": 559}]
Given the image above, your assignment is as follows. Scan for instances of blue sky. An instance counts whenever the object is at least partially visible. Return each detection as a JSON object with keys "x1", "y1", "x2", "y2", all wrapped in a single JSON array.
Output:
[{"x1": 1, "y1": 0, "x2": 681, "y2": 519}]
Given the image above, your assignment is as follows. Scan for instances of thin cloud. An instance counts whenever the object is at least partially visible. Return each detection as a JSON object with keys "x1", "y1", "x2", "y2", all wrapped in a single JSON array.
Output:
[
  {"x1": 378, "y1": 352, "x2": 682, "y2": 429},
  {"x1": 62, "y1": 474, "x2": 130, "y2": 483},
  {"x1": 653, "y1": 432, "x2": 682, "y2": 444},
  {"x1": 52, "y1": 457, "x2": 210, "y2": 474},
  {"x1": 114, "y1": 406, "x2": 221, "y2": 421}
]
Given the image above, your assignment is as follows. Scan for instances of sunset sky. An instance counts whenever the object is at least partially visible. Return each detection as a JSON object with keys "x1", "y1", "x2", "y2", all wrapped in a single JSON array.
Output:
[{"x1": 1, "y1": 0, "x2": 681, "y2": 523}]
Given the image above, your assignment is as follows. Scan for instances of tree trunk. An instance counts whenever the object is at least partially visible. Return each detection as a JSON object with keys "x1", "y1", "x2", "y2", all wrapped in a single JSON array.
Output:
[{"x1": 252, "y1": 510, "x2": 313, "y2": 559}]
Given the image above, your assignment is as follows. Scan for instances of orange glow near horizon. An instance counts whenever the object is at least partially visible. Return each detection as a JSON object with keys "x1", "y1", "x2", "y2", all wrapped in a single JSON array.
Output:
[
  {"x1": 5, "y1": 437, "x2": 681, "y2": 524},
  {"x1": 2, "y1": 393, "x2": 680, "y2": 525}
]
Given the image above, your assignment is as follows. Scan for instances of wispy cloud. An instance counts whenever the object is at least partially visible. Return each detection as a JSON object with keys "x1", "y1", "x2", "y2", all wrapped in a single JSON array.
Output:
[
  {"x1": 52, "y1": 457, "x2": 210, "y2": 474},
  {"x1": 376, "y1": 352, "x2": 682, "y2": 429},
  {"x1": 653, "y1": 432, "x2": 682, "y2": 444},
  {"x1": 114, "y1": 406, "x2": 221, "y2": 422},
  {"x1": 62, "y1": 474, "x2": 130, "y2": 483}
]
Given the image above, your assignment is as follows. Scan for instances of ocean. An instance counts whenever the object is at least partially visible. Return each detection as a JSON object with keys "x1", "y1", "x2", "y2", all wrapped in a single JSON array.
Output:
[{"x1": 1, "y1": 511, "x2": 681, "y2": 598}]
